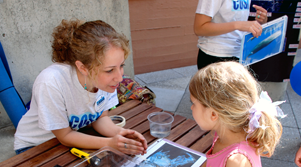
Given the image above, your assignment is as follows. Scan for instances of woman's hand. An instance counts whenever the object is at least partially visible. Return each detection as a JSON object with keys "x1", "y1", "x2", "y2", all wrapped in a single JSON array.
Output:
[
  {"x1": 236, "y1": 20, "x2": 262, "y2": 38},
  {"x1": 108, "y1": 129, "x2": 147, "y2": 155},
  {"x1": 123, "y1": 129, "x2": 148, "y2": 152},
  {"x1": 253, "y1": 5, "x2": 268, "y2": 24}
]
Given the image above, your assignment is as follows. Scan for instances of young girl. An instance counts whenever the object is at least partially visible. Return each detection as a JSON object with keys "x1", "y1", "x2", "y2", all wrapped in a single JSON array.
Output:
[
  {"x1": 189, "y1": 61, "x2": 285, "y2": 167},
  {"x1": 14, "y1": 19, "x2": 147, "y2": 155}
]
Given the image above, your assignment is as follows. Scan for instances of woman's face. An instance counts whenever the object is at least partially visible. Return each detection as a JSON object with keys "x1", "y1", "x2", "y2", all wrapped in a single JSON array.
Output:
[{"x1": 91, "y1": 46, "x2": 125, "y2": 93}]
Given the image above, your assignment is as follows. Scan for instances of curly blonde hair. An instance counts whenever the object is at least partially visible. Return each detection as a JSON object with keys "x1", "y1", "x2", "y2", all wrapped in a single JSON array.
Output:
[
  {"x1": 189, "y1": 61, "x2": 282, "y2": 157},
  {"x1": 51, "y1": 19, "x2": 130, "y2": 77}
]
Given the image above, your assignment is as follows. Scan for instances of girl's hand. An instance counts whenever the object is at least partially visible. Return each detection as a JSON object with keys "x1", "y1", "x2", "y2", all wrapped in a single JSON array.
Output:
[
  {"x1": 108, "y1": 129, "x2": 147, "y2": 155},
  {"x1": 253, "y1": 5, "x2": 268, "y2": 24}
]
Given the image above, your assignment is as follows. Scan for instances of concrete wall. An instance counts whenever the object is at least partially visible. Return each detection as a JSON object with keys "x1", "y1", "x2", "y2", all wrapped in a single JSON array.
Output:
[{"x1": 0, "y1": 0, "x2": 134, "y2": 128}]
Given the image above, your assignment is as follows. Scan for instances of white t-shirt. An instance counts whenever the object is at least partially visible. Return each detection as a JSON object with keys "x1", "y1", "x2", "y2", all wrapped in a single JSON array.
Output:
[
  {"x1": 196, "y1": 0, "x2": 251, "y2": 58},
  {"x1": 14, "y1": 63, "x2": 118, "y2": 150}
]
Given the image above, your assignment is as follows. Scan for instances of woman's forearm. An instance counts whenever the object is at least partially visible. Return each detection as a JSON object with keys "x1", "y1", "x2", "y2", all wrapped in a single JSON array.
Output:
[
  {"x1": 194, "y1": 13, "x2": 262, "y2": 38},
  {"x1": 92, "y1": 115, "x2": 123, "y2": 137},
  {"x1": 194, "y1": 14, "x2": 238, "y2": 37},
  {"x1": 194, "y1": 21, "x2": 237, "y2": 37},
  {"x1": 53, "y1": 128, "x2": 111, "y2": 149}
]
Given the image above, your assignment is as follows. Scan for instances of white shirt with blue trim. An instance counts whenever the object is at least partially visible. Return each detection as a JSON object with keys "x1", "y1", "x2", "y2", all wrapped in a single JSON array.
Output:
[{"x1": 14, "y1": 63, "x2": 118, "y2": 150}]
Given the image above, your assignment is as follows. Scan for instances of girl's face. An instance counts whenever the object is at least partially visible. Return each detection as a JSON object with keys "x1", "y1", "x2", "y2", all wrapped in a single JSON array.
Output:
[
  {"x1": 190, "y1": 95, "x2": 217, "y2": 131},
  {"x1": 91, "y1": 46, "x2": 125, "y2": 93}
]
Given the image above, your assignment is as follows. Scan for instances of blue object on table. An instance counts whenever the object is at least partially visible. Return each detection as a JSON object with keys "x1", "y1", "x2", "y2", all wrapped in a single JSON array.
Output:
[
  {"x1": 290, "y1": 61, "x2": 301, "y2": 96},
  {"x1": 0, "y1": 42, "x2": 28, "y2": 127}
]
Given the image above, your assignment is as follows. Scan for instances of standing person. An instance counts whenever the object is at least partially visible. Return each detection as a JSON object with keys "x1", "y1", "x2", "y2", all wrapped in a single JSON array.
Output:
[
  {"x1": 189, "y1": 61, "x2": 285, "y2": 167},
  {"x1": 295, "y1": 146, "x2": 301, "y2": 167},
  {"x1": 14, "y1": 19, "x2": 147, "y2": 155},
  {"x1": 194, "y1": 0, "x2": 268, "y2": 69}
]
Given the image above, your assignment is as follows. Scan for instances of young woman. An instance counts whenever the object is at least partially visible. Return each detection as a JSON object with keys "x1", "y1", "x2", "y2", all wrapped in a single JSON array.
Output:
[
  {"x1": 14, "y1": 19, "x2": 147, "y2": 155},
  {"x1": 194, "y1": 0, "x2": 267, "y2": 69}
]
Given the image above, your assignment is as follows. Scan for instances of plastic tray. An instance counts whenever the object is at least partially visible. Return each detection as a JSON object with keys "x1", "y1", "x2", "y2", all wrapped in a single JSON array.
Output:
[{"x1": 73, "y1": 146, "x2": 139, "y2": 167}]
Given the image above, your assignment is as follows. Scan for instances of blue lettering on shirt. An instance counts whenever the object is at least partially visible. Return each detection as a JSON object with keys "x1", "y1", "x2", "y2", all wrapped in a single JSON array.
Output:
[
  {"x1": 109, "y1": 93, "x2": 117, "y2": 101},
  {"x1": 233, "y1": 0, "x2": 249, "y2": 11},
  {"x1": 69, "y1": 110, "x2": 104, "y2": 130},
  {"x1": 95, "y1": 95, "x2": 106, "y2": 112},
  {"x1": 78, "y1": 114, "x2": 88, "y2": 128}
]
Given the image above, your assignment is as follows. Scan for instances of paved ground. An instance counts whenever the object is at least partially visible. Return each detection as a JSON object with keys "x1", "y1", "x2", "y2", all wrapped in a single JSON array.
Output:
[{"x1": 0, "y1": 50, "x2": 300, "y2": 166}]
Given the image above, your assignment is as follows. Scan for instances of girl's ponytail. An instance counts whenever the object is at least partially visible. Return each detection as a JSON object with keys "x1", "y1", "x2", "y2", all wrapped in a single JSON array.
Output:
[{"x1": 246, "y1": 91, "x2": 285, "y2": 157}]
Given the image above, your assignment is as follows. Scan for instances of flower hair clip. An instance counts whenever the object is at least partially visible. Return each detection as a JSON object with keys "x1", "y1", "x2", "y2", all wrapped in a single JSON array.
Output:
[{"x1": 246, "y1": 91, "x2": 286, "y2": 139}]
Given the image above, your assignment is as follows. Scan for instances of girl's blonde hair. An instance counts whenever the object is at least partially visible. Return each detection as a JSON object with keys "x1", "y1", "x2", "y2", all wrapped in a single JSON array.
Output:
[
  {"x1": 189, "y1": 61, "x2": 282, "y2": 157},
  {"x1": 51, "y1": 19, "x2": 130, "y2": 77}
]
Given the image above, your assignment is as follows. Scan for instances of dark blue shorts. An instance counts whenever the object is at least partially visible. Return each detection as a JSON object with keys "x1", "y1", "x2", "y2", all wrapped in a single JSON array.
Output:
[{"x1": 15, "y1": 146, "x2": 34, "y2": 155}]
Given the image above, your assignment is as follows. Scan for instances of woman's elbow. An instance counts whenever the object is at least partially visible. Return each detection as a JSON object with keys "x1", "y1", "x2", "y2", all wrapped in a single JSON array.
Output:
[
  {"x1": 194, "y1": 26, "x2": 204, "y2": 36},
  {"x1": 193, "y1": 26, "x2": 198, "y2": 36},
  {"x1": 57, "y1": 138, "x2": 72, "y2": 147}
]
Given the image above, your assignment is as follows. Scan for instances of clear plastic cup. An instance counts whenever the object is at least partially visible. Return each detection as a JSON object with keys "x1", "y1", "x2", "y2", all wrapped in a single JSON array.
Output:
[{"x1": 147, "y1": 112, "x2": 174, "y2": 138}]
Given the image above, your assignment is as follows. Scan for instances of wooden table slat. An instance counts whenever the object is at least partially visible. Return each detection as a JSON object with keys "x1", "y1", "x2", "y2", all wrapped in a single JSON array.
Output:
[
  {"x1": 120, "y1": 103, "x2": 153, "y2": 120},
  {"x1": 66, "y1": 158, "x2": 86, "y2": 167},
  {"x1": 176, "y1": 126, "x2": 208, "y2": 147},
  {"x1": 0, "y1": 138, "x2": 61, "y2": 167},
  {"x1": 123, "y1": 106, "x2": 162, "y2": 129},
  {"x1": 170, "y1": 115, "x2": 187, "y2": 128},
  {"x1": 190, "y1": 131, "x2": 214, "y2": 153},
  {"x1": 132, "y1": 121, "x2": 151, "y2": 134},
  {"x1": 40, "y1": 151, "x2": 78, "y2": 167},
  {"x1": 18, "y1": 144, "x2": 69, "y2": 167},
  {"x1": 166, "y1": 119, "x2": 197, "y2": 141},
  {"x1": 108, "y1": 100, "x2": 141, "y2": 116}
]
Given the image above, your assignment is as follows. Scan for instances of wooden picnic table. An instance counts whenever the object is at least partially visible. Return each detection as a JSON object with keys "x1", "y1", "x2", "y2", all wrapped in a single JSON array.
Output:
[{"x1": 0, "y1": 100, "x2": 213, "y2": 167}]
